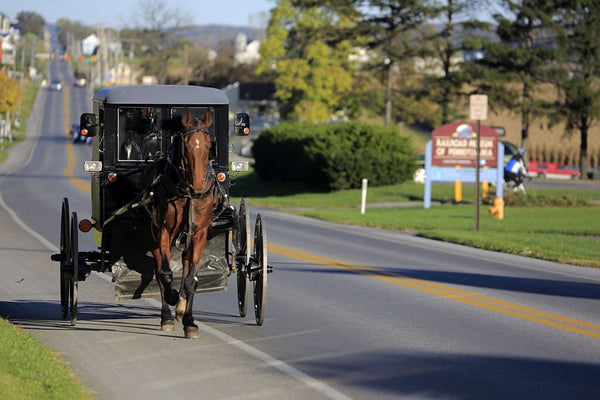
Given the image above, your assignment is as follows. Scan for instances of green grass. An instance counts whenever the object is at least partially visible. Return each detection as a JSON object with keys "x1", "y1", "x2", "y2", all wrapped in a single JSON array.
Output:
[
  {"x1": 231, "y1": 170, "x2": 600, "y2": 268},
  {"x1": 0, "y1": 318, "x2": 95, "y2": 400}
]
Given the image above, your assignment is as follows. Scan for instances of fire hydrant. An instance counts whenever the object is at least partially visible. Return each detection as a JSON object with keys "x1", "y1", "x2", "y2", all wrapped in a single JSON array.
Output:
[{"x1": 489, "y1": 197, "x2": 505, "y2": 220}]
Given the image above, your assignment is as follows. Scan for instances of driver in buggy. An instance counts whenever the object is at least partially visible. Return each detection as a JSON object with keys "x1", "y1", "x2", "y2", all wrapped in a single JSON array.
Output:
[{"x1": 120, "y1": 107, "x2": 162, "y2": 161}]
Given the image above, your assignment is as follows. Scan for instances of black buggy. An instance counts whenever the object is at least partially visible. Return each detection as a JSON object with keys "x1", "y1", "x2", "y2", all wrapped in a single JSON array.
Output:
[{"x1": 51, "y1": 85, "x2": 271, "y2": 327}]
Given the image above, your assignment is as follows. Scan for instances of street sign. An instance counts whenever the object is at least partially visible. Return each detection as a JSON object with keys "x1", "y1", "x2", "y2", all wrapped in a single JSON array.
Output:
[{"x1": 470, "y1": 94, "x2": 488, "y2": 121}]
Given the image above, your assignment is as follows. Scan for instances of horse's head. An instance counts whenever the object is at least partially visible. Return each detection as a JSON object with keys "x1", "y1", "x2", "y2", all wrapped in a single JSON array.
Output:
[{"x1": 181, "y1": 109, "x2": 213, "y2": 190}]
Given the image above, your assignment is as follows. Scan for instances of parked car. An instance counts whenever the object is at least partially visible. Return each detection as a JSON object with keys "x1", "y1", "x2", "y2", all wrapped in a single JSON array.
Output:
[
  {"x1": 71, "y1": 123, "x2": 92, "y2": 144},
  {"x1": 49, "y1": 79, "x2": 63, "y2": 91},
  {"x1": 528, "y1": 162, "x2": 581, "y2": 179},
  {"x1": 73, "y1": 76, "x2": 86, "y2": 87}
]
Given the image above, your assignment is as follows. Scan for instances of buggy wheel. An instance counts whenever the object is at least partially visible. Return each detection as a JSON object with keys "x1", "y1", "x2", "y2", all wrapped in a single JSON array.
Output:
[
  {"x1": 69, "y1": 212, "x2": 79, "y2": 326},
  {"x1": 60, "y1": 198, "x2": 70, "y2": 319},
  {"x1": 236, "y1": 198, "x2": 250, "y2": 317},
  {"x1": 252, "y1": 214, "x2": 267, "y2": 326}
]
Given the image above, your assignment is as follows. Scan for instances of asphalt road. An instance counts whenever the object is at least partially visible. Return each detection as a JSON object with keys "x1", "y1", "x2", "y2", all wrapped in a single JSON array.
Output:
[{"x1": 0, "y1": 58, "x2": 599, "y2": 399}]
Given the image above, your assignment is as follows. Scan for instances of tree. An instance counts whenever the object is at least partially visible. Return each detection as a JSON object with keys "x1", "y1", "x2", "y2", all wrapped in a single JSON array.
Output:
[
  {"x1": 466, "y1": 0, "x2": 560, "y2": 150},
  {"x1": 0, "y1": 71, "x2": 20, "y2": 114},
  {"x1": 16, "y1": 11, "x2": 45, "y2": 37},
  {"x1": 130, "y1": 0, "x2": 191, "y2": 84},
  {"x1": 257, "y1": 0, "x2": 359, "y2": 122},
  {"x1": 0, "y1": 70, "x2": 21, "y2": 144},
  {"x1": 552, "y1": 0, "x2": 600, "y2": 178},
  {"x1": 358, "y1": 0, "x2": 429, "y2": 125},
  {"x1": 422, "y1": 0, "x2": 491, "y2": 125}
]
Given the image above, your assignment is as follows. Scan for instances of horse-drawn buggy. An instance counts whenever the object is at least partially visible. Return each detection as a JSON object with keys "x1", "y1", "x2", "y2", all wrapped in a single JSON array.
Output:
[{"x1": 51, "y1": 85, "x2": 271, "y2": 338}]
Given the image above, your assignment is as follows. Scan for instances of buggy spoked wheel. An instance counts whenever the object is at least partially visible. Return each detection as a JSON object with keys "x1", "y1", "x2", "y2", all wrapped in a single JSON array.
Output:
[
  {"x1": 251, "y1": 214, "x2": 267, "y2": 326},
  {"x1": 59, "y1": 198, "x2": 70, "y2": 319},
  {"x1": 236, "y1": 198, "x2": 250, "y2": 317},
  {"x1": 68, "y1": 212, "x2": 79, "y2": 326}
]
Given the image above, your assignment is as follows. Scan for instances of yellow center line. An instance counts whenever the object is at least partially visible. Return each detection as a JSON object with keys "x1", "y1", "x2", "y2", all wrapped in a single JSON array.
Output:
[
  {"x1": 269, "y1": 243, "x2": 600, "y2": 340},
  {"x1": 55, "y1": 66, "x2": 599, "y2": 340}
]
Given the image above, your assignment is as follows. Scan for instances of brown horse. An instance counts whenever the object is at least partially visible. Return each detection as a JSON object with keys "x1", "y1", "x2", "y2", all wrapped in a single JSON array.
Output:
[{"x1": 142, "y1": 109, "x2": 214, "y2": 339}]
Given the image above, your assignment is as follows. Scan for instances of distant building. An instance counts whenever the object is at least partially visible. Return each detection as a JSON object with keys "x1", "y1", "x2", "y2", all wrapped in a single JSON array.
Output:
[
  {"x1": 81, "y1": 34, "x2": 100, "y2": 56},
  {"x1": 0, "y1": 12, "x2": 19, "y2": 67},
  {"x1": 233, "y1": 33, "x2": 260, "y2": 65},
  {"x1": 223, "y1": 81, "x2": 280, "y2": 131}
]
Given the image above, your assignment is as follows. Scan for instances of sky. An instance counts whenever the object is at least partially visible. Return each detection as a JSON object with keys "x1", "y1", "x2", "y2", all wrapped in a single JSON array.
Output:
[{"x1": 1, "y1": 0, "x2": 275, "y2": 28}]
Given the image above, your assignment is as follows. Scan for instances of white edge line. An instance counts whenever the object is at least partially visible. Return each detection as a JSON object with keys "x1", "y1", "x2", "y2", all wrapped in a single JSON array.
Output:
[
  {"x1": 0, "y1": 191, "x2": 57, "y2": 252},
  {"x1": 0, "y1": 192, "x2": 351, "y2": 400},
  {"x1": 141, "y1": 297, "x2": 353, "y2": 400}
]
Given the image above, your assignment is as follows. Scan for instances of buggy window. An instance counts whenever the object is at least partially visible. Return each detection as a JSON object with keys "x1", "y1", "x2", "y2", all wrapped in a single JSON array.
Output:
[
  {"x1": 118, "y1": 106, "x2": 216, "y2": 162},
  {"x1": 118, "y1": 107, "x2": 163, "y2": 161}
]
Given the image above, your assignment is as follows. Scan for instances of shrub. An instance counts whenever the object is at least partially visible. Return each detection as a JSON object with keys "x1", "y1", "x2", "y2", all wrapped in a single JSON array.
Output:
[{"x1": 252, "y1": 122, "x2": 415, "y2": 191}]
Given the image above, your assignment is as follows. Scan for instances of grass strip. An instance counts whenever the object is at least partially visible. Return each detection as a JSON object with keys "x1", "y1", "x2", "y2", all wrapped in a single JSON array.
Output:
[{"x1": 0, "y1": 318, "x2": 94, "y2": 400}]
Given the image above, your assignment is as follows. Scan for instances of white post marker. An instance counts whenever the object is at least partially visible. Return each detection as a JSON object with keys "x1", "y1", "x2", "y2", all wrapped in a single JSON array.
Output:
[{"x1": 360, "y1": 178, "x2": 368, "y2": 215}]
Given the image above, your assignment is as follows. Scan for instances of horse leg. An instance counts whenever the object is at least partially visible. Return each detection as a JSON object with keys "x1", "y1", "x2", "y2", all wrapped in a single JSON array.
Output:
[
  {"x1": 152, "y1": 231, "x2": 179, "y2": 331},
  {"x1": 175, "y1": 262, "x2": 188, "y2": 322},
  {"x1": 181, "y1": 257, "x2": 200, "y2": 339},
  {"x1": 181, "y1": 230, "x2": 209, "y2": 339}
]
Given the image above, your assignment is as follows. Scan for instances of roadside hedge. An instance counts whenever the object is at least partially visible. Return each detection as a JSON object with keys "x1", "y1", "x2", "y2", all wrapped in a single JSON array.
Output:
[{"x1": 252, "y1": 122, "x2": 415, "y2": 191}]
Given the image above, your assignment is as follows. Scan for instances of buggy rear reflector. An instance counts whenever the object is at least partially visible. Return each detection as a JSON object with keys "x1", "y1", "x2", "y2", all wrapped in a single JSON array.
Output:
[
  {"x1": 108, "y1": 173, "x2": 117, "y2": 182},
  {"x1": 217, "y1": 172, "x2": 227, "y2": 182},
  {"x1": 231, "y1": 161, "x2": 248, "y2": 172},
  {"x1": 79, "y1": 219, "x2": 93, "y2": 233},
  {"x1": 84, "y1": 161, "x2": 102, "y2": 172}
]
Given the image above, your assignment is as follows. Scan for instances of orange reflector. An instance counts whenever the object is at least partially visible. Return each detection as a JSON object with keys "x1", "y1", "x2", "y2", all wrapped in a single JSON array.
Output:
[
  {"x1": 79, "y1": 219, "x2": 93, "y2": 232},
  {"x1": 108, "y1": 172, "x2": 117, "y2": 182},
  {"x1": 217, "y1": 172, "x2": 226, "y2": 182},
  {"x1": 81, "y1": 128, "x2": 88, "y2": 136},
  {"x1": 243, "y1": 127, "x2": 250, "y2": 135}
]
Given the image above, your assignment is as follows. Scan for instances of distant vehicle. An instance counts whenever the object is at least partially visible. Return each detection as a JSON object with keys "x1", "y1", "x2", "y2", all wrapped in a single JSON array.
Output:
[
  {"x1": 528, "y1": 162, "x2": 581, "y2": 179},
  {"x1": 70, "y1": 123, "x2": 91, "y2": 144},
  {"x1": 73, "y1": 76, "x2": 86, "y2": 87},
  {"x1": 49, "y1": 79, "x2": 63, "y2": 91}
]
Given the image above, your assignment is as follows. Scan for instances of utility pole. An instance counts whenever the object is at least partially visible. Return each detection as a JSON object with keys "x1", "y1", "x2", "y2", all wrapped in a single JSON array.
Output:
[{"x1": 183, "y1": 44, "x2": 188, "y2": 85}]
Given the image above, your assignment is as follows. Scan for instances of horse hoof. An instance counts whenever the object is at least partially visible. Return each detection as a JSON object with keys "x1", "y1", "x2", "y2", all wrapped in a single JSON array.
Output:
[
  {"x1": 184, "y1": 325, "x2": 200, "y2": 339},
  {"x1": 161, "y1": 320, "x2": 175, "y2": 332}
]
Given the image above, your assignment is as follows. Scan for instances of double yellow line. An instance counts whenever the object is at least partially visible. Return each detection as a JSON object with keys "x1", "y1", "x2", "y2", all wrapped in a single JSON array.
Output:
[
  {"x1": 270, "y1": 243, "x2": 600, "y2": 340},
  {"x1": 57, "y1": 68, "x2": 599, "y2": 341}
]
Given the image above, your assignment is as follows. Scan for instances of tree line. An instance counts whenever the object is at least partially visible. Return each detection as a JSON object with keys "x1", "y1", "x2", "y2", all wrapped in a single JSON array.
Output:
[
  {"x1": 258, "y1": 0, "x2": 599, "y2": 178},
  {"x1": 5, "y1": 1, "x2": 599, "y2": 176}
]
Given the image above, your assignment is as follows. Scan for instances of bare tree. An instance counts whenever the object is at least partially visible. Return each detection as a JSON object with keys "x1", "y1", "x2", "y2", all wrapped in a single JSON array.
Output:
[{"x1": 130, "y1": 0, "x2": 191, "y2": 83}]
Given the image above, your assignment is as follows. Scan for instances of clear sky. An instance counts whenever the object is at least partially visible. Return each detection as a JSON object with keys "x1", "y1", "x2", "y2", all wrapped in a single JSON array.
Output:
[{"x1": 1, "y1": 0, "x2": 275, "y2": 28}]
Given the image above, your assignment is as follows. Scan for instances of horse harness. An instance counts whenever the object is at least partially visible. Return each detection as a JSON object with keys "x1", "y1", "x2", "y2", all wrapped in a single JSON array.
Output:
[{"x1": 145, "y1": 126, "x2": 226, "y2": 251}]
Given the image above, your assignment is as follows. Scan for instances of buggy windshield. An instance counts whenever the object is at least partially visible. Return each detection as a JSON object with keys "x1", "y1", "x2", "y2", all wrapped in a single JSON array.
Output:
[{"x1": 118, "y1": 106, "x2": 215, "y2": 162}]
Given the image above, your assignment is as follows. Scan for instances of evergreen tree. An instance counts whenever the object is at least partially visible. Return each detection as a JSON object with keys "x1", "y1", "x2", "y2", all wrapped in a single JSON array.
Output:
[
  {"x1": 552, "y1": 0, "x2": 600, "y2": 178},
  {"x1": 16, "y1": 11, "x2": 45, "y2": 38},
  {"x1": 466, "y1": 0, "x2": 560, "y2": 150},
  {"x1": 422, "y1": 0, "x2": 490, "y2": 124},
  {"x1": 357, "y1": 0, "x2": 429, "y2": 125}
]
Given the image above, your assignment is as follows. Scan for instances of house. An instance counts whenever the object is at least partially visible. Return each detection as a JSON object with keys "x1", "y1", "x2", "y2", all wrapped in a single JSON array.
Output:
[{"x1": 222, "y1": 81, "x2": 280, "y2": 130}]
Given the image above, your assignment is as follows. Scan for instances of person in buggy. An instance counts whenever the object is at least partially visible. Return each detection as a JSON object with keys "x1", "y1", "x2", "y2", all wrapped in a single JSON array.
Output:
[{"x1": 504, "y1": 148, "x2": 529, "y2": 192}]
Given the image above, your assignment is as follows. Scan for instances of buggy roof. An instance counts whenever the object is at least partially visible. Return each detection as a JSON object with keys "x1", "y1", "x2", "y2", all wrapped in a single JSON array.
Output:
[{"x1": 94, "y1": 85, "x2": 229, "y2": 106}]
